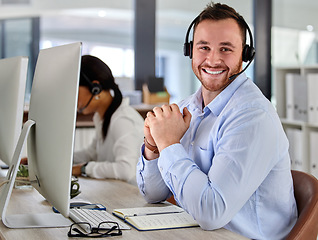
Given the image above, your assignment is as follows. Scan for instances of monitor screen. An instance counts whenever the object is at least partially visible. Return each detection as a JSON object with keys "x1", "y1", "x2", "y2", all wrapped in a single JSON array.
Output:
[
  {"x1": 0, "y1": 42, "x2": 82, "y2": 228},
  {"x1": 0, "y1": 56, "x2": 28, "y2": 166}
]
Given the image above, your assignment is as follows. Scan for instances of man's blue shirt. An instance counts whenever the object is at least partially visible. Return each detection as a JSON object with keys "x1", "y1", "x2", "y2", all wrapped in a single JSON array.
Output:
[{"x1": 137, "y1": 73, "x2": 297, "y2": 239}]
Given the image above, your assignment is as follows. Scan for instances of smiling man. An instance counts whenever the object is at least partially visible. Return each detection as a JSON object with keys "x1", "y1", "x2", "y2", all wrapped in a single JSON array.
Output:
[
  {"x1": 136, "y1": 2, "x2": 297, "y2": 239},
  {"x1": 192, "y1": 17, "x2": 243, "y2": 104}
]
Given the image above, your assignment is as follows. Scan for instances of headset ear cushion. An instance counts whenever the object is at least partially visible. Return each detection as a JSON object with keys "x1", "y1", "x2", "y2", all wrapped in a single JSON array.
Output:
[
  {"x1": 242, "y1": 45, "x2": 250, "y2": 62},
  {"x1": 189, "y1": 41, "x2": 193, "y2": 59},
  {"x1": 183, "y1": 42, "x2": 191, "y2": 57},
  {"x1": 183, "y1": 41, "x2": 193, "y2": 59},
  {"x1": 242, "y1": 44, "x2": 255, "y2": 62},
  {"x1": 91, "y1": 82, "x2": 102, "y2": 96}
]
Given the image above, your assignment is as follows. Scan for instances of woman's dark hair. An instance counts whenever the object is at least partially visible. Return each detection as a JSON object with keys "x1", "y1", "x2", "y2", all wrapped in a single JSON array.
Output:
[{"x1": 80, "y1": 55, "x2": 122, "y2": 139}]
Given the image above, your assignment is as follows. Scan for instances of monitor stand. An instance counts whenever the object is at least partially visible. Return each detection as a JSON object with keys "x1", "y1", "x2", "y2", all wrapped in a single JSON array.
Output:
[{"x1": 0, "y1": 120, "x2": 72, "y2": 228}]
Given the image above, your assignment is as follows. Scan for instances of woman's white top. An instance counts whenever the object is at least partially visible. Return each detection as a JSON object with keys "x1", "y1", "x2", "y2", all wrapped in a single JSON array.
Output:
[{"x1": 73, "y1": 98, "x2": 144, "y2": 185}]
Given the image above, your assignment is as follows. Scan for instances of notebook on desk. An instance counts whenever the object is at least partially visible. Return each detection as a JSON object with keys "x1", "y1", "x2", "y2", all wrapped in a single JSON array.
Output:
[{"x1": 112, "y1": 205, "x2": 199, "y2": 231}]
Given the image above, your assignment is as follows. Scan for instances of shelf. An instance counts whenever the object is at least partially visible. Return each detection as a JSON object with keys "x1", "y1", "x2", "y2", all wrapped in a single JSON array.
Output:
[{"x1": 275, "y1": 66, "x2": 318, "y2": 177}]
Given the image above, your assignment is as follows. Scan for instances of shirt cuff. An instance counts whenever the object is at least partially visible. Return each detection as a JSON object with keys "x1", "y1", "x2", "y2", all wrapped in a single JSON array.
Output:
[
  {"x1": 84, "y1": 162, "x2": 94, "y2": 177},
  {"x1": 157, "y1": 143, "x2": 189, "y2": 176},
  {"x1": 139, "y1": 144, "x2": 160, "y2": 173}
]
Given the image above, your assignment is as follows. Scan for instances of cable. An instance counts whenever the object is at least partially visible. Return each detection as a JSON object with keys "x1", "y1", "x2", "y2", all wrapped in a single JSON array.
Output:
[{"x1": 0, "y1": 180, "x2": 9, "y2": 188}]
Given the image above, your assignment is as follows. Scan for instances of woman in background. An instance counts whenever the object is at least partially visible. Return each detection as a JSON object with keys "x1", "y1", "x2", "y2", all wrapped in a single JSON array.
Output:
[{"x1": 72, "y1": 55, "x2": 144, "y2": 185}]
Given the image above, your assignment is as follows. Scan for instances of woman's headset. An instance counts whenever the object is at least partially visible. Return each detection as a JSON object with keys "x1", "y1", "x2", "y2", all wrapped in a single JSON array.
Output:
[
  {"x1": 78, "y1": 72, "x2": 103, "y2": 113},
  {"x1": 81, "y1": 72, "x2": 102, "y2": 96}
]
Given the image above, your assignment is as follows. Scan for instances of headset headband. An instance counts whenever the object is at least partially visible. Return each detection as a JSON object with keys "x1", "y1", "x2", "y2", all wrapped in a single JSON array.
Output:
[{"x1": 183, "y1": 14, "x2": 255, "y2": 62}]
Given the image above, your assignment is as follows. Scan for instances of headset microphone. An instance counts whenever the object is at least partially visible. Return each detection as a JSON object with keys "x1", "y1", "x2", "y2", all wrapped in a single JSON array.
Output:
[
  {"x1": 184, "y1": 14, "x2": 256, "y2": 81},
  {"x1": 228, "y1": 53, "x2": 255, "y2": 81}
]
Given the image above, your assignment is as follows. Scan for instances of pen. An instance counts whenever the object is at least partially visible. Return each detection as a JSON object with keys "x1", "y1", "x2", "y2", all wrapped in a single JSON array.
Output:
[{"x1": 125, "y1": 211, "x2": 184, "y2": 218}]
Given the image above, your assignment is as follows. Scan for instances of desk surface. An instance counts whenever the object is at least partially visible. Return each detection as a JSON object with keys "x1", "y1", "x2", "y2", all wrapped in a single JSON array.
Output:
[{"x1": 0, "y1": 177, "x2": 249, "y2": 240}]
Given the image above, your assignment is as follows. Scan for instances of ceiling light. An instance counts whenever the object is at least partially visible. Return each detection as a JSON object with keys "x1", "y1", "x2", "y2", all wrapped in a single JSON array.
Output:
[
  {"x1": 306, "y1": 25, "x2": 314, "y2": 32},
  {"x1": 98, "y1": 11, "x2": 106, "y2": 18}
]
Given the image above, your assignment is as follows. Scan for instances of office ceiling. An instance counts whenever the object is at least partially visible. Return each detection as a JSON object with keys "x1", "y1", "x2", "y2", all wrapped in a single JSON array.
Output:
[{"x1": 0, "y1": 0, "x2": 317, "y2": 41}]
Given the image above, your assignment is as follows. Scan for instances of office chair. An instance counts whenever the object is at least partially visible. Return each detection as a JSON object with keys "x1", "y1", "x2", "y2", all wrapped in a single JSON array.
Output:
[
  {"x1": 167, "y1": 195, "x2": 177, "y2": 205},
  {"x1": 286, "y1": 170, "x2": 318, "y2": 240}
]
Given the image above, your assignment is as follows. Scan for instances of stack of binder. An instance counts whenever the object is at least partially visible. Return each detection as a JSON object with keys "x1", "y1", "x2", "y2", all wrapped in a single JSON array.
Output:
[
  {"x1": 285, "y1": 73, "x2": 318, "y2": 124},
  {"x1": 284, "y1": 73, "x2": 318, "y2": 175}
]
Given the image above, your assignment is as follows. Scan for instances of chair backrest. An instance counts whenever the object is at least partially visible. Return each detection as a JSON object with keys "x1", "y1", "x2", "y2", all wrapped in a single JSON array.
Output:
[{"x1": 286, "y1": 170, "x2": 318, "y2": 240}]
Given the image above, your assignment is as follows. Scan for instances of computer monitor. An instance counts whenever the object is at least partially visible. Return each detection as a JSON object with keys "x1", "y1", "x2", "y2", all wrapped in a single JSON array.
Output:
[
  {"x1": 0, "y1": 56, "x2": 28, "y2": 166},
  {"x1": 0, "y1": 42, "x2": 82, "y2": 228}
]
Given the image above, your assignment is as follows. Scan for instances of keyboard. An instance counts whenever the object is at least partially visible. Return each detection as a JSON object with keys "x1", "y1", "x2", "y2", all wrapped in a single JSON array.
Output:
[{"x1": 69, "y1": 208, "x2": 130, "y2": 232}]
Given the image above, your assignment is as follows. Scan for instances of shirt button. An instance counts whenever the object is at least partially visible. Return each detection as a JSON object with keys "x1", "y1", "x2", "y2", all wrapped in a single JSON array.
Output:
[
  {"x1": 159, "y1": 167, "x2": 163, "y2": 172},
  {"x1": 191, "y1": 141, "x2": 194, "y2": 146}
]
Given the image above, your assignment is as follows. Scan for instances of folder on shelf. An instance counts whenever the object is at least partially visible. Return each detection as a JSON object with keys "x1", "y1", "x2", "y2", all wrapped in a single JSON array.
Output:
[
  {"x1": 286, "y1": 128, "x2": 304, "y2": 171},
  {"x1": 309, "y1": 131, "x2": 318, "y2": 179},
  {"x1": 285, "y1": 73, "x2": 307, "y2": 122},
  {"x1": 285, "y1": 73, "x2": 295, "y2": 120},
  {"x1": 285, "y1": 73, "x2": 294, "y2": 120},
  {"x1": 307, "y1": 73, "x2": 318, "y2": 125}
]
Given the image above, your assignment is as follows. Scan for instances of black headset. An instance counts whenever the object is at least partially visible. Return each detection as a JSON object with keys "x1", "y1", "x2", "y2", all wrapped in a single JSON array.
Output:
[
  {"x1": 81, "y1": 72, "x2": 102, "y2": 96},
  {"x1": 78, "y1": 72, "x2": 103, "y2": 113},
  {"x1": 183, "y1": 14, "x2": 256, "y2": 80}
]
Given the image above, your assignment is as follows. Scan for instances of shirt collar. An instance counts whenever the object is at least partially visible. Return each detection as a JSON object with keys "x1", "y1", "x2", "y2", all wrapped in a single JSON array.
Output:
[
  {"x1": 121, "y1": 97, "x2": 130, "y2": 106},
  {"x1": 188, "y1": 88, "x2": 204, "y2": 114},
  {"x1": 198, "y1": 73, "x2": 248, "y2": 116}
]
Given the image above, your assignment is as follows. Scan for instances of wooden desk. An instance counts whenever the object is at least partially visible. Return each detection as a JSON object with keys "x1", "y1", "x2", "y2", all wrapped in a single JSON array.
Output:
[{"x1": 0, "y1": 178, "x2": 248, "y2": 240}]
